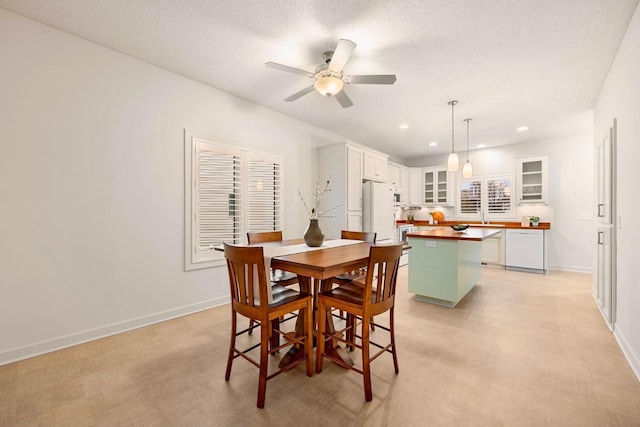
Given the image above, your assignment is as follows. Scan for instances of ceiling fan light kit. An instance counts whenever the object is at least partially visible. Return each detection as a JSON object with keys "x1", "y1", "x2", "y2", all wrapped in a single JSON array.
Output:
[
  {"x1": 266, "y1": 39, "x2": 396, "y2": 108},
  {"x1": 314, "y1": 74, "x2": 344, "y2": 96},
  {"x1": 447, "y1": 100, "x2": 459, "y2": 172}
]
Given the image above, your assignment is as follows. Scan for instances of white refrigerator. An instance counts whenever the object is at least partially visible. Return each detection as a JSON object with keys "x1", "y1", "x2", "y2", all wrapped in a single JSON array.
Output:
[{"x1": 362, "y1": 181, "x2": 396, "y2": 243}]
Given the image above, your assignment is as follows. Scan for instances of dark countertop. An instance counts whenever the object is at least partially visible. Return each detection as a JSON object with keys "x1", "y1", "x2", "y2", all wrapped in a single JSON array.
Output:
[{"x1": 407, "y1": 227, "x2": 503, "y2": 241}]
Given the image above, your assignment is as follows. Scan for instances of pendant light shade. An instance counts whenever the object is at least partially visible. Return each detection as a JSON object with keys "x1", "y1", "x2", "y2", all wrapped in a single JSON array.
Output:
[
  {"x1": 447, "y1": 100, "x2": 459, "y2": 172},
  {"x1": 463, "y1": 118, "x2": 473, "y2": 178}
]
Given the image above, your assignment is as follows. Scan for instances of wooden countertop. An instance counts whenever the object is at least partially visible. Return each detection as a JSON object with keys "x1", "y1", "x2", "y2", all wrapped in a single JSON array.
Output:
[
  {"x1": 407, "y1": 227, "x2": 502, "y2": 241},
  {"x1": 397, "y1": 220, "x2": 551, "y2": 230}
]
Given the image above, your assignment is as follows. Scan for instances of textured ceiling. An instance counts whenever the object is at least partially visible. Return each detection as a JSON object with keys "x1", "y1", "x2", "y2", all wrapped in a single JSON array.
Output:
[{"x1": 1, "y1": 0, "x2": 638, "y2": 160}]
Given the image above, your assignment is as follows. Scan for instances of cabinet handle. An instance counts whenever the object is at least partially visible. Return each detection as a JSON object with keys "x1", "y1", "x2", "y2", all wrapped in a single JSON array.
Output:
[
  {"x1": 597, "y1": 203, "x2": 604, "y2": 217},
  {"x1": 597, "y1": 231, "x2": 604, "y2": 245}
]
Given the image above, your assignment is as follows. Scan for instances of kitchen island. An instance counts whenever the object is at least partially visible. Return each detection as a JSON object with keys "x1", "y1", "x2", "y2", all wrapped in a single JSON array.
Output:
[{"x1": 407, "y1": 227, "x2": 501, "y2": 307}]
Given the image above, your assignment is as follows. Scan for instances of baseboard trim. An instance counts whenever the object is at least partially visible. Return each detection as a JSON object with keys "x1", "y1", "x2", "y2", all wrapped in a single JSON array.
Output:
[
  {"x1": 613, "y1": 327, "x2": 640, "y2": 383},
  {"x1": 0, "y1": 296, "x2": 229, "y2": 366},
  {"x1": 548, "y1": 265, "x2": 593, "y2": 273}
]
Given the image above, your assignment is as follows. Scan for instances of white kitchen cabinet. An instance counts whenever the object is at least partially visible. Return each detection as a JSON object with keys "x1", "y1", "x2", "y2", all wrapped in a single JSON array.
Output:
[
  {"x1": 388, "y1": 163, "x2": 401, "y2": 188},
  {"x1": 346, "y1": 145, "x2": 363, "y2": 212},
  {"x1": 408, "y1": 168, "x2": 423, "y2": 205},
  {"x1": 481, "y1": 230, "x2": 505, "y2": 265},
  {"x1": 423, "y1": 166, "x2": 453, "y2": 206},
  {"x1": 363, "y1": 151, "x2": 388, "y2": 182},
  {"x1": 517, "y1": 156, "x2": 548, "y2": 204},
  {"x1": 505, "y1": 228, "x2": 545, "y2": 273},
  {"x1": 399, "y1": 166, "x2": 409, "y2": 204},
  {"x1": 318, "y1": 143, "x2": 363, "y2": 238}
]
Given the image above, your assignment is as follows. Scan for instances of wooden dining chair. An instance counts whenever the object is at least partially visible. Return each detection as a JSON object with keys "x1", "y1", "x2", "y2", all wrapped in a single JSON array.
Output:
[
  {"x1": 315, "y1": 243, "x2": 403, "y2": 402},
  {"x1": 246, "y1": 231, "x2": 298, "y2": 335},
  {"x1": 333, "y1": 230, "x2": 376, "y2": 284},
  {"x1": 333, "y1": 230, "x2": 377, "y2": 329},
  {"x1": 224, "y1": 243, "x2": 313, "y2": 408}
]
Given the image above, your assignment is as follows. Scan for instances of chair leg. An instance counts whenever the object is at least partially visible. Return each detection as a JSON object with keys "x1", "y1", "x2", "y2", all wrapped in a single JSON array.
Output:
[
  {"x1": 304, "y1": 302, "x2": 313, "y2": 377},
  {"x1": 389, "y1": 308, "x2": 399, "y2": 374},
  {"x1": 225, "y1": 311, "x2": 237, "y2": 381},
  {"x1": 248, "y1": 319, "x2": 255, "y2": 335},
  {"x1": 370, "y1": 316, "x2": 375, "y2": 331},
  {"x1": 361, "y1": 315, "x2": 373, "y2": 402},
  {"x1": 270, "y1": 318, "x2": 280, "y2": 353},
  {"x1": 315, "y1": 298, "x2": 327, "y2": 374},
  {"x1": 257, "y1": 320, "x2": 270, "y2": 409},
  {"x1": 346, "y1": 313, "x2": 355, "y2": 351}
]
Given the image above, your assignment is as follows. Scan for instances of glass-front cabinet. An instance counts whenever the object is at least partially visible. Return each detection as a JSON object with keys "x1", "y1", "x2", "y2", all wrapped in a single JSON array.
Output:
[
  {"x1": 517, "y1": 156, "x2": 548, "y2": 204},
  {"x1": 423, "y1": 167, "x2": 453, "y2": 205}
]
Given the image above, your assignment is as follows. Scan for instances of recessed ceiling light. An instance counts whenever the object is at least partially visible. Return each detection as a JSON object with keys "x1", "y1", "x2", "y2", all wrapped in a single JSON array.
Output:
[
  {"x1": 399, "y1": 124, "x2": 409, "y2": 129},
  {"x1": 477, "y1": 144, "x2": 487, "y2": 148},
  {"x1": 516, "y1": 126, "x2": 529, "y2": 132},
  {"x1": 488, "y1": 127, "x2": 495, "y2": 131},
  {"x1": 429, "y1": 141, "x2": 437, "y2": 147}
]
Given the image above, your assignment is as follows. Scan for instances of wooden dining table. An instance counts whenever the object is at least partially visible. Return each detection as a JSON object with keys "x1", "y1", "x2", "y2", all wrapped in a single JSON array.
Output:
[{"x1": 267, "y1": 238, "x2": 374, "y2": 368}]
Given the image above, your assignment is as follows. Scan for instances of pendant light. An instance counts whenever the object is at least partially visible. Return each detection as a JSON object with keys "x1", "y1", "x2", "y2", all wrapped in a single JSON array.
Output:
[
  {"x1": 463, "y1": 118, "x2": 473, "y2": 178},
  {"x1": 447, "y1": 100, "x2": 459, "y2": 172}
]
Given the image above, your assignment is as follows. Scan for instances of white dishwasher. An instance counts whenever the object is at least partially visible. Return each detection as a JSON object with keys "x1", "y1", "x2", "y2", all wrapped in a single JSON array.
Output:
[{"x1": 505, "y1": 229, "x2": 545, "y2": 273}]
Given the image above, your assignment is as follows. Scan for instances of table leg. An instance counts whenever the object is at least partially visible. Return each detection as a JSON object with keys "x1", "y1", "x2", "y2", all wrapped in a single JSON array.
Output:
[{"x1": 278, "y1": 275, "x2": 353, "y2": 368}]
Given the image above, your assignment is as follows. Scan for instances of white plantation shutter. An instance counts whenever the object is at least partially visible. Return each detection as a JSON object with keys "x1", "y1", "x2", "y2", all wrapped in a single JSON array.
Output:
[
  {"x1": 487, "y1": 176, "x2": 513, "y2": 215},
  {"x1": 246, "y1": 153, "x2": 282, "y2": 233},
  {"x1": 185, "y1": 133, "x2": 284, "y2": 270},
  {"x1": 194, "y1": 141, "x2": 242, "y2": 263},
  {"x1": 459, "y1": 179, "x2": 482, "y2": 214},
  {"x1": 457, "y1": 174, "x2": 514, "y2": 220}
]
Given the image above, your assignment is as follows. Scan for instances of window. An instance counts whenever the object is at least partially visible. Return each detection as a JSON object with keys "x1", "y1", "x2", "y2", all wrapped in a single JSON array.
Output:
[
  {"x1": 457, "y1": 174, "x2": 515, "y2": 220},
  {"x1": 184, "y1": 133, "x2": 283, "y2": 270}
]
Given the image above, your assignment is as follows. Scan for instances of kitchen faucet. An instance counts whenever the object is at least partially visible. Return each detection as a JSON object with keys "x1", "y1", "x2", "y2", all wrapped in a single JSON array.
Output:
[{"x1": 481, "y1": 210, "x2": 488, "y2": 224}]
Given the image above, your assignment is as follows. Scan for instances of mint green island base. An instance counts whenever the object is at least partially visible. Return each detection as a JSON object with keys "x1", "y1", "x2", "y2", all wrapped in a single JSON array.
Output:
[{"x1": 407, "y1": 228, "x2": 501, "y2": 307}]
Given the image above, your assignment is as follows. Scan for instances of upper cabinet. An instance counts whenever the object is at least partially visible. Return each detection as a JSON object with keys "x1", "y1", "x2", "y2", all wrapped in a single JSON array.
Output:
[
  {"x1": 517, "y1": 156, "x2": 548, "y2": 204},
  {"x1": 423, "y1": 166, "x2": 454, "y2": 206},
  {"x1": 389, "y1": 162, "x2": 410, "y2": 204},
  {"x1": 408, "y1": 168, "x2": 423, "y2": 205},
  {"x1": 388, "y1": 163, "x2": 401, "y2": 188},
  {"x1": 362, "y1": 151, "x2": 388, "y2": 182}
]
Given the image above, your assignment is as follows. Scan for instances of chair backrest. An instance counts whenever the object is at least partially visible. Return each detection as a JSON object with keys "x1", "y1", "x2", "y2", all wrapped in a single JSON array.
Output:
[
  {"x1": 362, "y1": 244, "x2": 403, "y2": 309},
  {"x1": 247, "y1": 231, "x2": 284, "y2": 244},
  {"x1": 224, "y1": 243, "x2": 270, "y2": 309},
  {"x1": 341, "y1": 230, "x2": 377, "y2": 243}
]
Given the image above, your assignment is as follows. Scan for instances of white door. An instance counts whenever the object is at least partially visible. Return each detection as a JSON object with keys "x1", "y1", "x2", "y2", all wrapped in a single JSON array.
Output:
[
  {"x1": 596, "y1": 227, "x2": 613, "y2": 329},
  {"x1": 594, "y1": 119, "x2": 616, "y2": 330},
  {"x1": 597, "y1": 128, "x2": 612, "y2": 225}
]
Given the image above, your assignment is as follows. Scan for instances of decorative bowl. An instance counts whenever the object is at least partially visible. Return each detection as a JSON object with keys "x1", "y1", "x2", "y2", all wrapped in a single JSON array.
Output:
[{"x1": 450, "y1": 224, "x2": 470, "y2": 232}]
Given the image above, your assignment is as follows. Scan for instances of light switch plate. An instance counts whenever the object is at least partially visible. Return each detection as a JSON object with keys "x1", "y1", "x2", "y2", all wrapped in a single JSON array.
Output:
[{"x1": 425, "y1": 241, "x2": 437, "y2": 248}]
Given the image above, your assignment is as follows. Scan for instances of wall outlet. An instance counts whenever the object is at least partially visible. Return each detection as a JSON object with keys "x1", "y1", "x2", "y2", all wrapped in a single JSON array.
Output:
[{"x1": 425, "y1": 241, "x2": 437, "y2": 248}]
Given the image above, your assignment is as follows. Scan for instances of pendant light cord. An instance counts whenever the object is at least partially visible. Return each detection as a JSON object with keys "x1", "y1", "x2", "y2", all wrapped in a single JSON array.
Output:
[{"x1": 448, "y1": 100, "x2": 457, "y2": 154}]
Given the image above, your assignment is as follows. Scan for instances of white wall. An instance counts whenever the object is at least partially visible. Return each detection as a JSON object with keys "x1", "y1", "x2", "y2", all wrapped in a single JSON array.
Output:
[
  {"x1": 0, "y1": 9, "x2": 345, "y2": 364},
  {"x1": 594, "y1": 2, "x2": 640, "y2": 379},
  {"x1": 405, "y1": 134, "x2": 595, "y2": 272}
]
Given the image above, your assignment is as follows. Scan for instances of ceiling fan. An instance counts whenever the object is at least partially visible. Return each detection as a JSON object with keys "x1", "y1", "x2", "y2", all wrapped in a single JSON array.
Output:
[{"x1": 265, "y1": 39, "x2": 396, "y2": 108}]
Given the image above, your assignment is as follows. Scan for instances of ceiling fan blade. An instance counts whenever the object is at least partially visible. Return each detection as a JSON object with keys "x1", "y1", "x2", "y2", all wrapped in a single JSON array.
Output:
[
  {"x1": 284, "y1": 86, "x2": 315, "y2": 102},
  {"x1": 265, "y1": 62, "x2": 314, "y2": 77},
  {"x1": 328, "y1": 39, "x2": 356, "y2": 72},
  {"x1": 347, "y1": 75, "x2": 397, "y2": 85},
  {"x1": 335, "y1": 90, "x2": 354, "y2": 108}
]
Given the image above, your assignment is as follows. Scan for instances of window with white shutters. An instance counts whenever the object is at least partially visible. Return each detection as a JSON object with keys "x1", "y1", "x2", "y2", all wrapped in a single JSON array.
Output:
[
  {"x1": 185, "y1": 133, "x2": 283, "y2": 270},
  {"x1": 457, "y1": 174, "x2": 514, "y2": 220}
]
